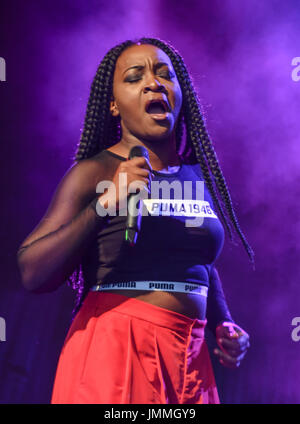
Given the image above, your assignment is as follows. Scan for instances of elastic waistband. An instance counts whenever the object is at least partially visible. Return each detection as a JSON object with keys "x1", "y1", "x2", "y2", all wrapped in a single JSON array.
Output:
[{"x1": 90, "y1": 280, "x2": 208, "y2": 297}]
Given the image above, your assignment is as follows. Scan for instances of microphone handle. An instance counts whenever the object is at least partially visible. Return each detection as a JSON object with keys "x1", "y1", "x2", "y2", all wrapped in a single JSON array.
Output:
[{"x1": 125, "y1": 145, "x2": 150, "y2": 246}]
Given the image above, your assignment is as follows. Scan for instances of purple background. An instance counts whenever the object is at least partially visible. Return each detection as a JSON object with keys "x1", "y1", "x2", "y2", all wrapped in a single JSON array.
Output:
[{"x1": 1, "y1": 0, "x2": 300, "y2": 403}]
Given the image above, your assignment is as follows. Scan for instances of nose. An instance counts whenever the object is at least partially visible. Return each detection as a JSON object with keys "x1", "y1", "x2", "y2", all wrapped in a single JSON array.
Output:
[{"x1": 143, "y1": 74, "x2": 166, "y2": 93}]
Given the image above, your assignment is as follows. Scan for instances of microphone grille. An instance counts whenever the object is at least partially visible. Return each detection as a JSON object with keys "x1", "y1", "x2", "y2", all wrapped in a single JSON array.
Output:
[{"x1": 128, "y1": 145, "x2": 149, "y2": 160}]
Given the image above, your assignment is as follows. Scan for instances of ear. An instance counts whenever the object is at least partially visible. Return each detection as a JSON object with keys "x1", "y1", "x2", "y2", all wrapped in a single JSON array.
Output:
[{"x1": 110, "y1": 98, "x2": 120, "y2": 117}]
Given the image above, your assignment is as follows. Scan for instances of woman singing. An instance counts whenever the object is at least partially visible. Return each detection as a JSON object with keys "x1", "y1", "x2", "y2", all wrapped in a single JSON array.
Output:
[{"x1": 17, "y1": 37, "x2": 252, "y2": 404}]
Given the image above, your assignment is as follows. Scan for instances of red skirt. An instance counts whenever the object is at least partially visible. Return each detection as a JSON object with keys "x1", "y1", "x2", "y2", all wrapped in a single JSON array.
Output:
[{"x1": 51, "y1": 291, "x2": 220, "y2": 404}]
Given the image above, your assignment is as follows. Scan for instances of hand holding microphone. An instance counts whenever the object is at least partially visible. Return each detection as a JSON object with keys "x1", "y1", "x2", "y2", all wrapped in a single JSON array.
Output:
[
  {"x1": 125, "y1": 146, "x2": 152, "y2": 246},
  {"x1": 96, "y1": 145, "x2": 153, "y2": 245}
]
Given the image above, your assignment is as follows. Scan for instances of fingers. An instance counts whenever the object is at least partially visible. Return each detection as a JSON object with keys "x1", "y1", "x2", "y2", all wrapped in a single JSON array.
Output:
[
  {"x1": 131, "y1": 166, "x2": 154, "y2": 180},
  {"x1": 217, "y1": 335, "x2": 250, "y2": 355},
  {"x1": 214, "y1": 322, "x2": 250, "y2": 368},
  {"x1": 231, "y1": 324, "x2": 249, "y2": 339},
  {"x1": 129, "y1": 156, "x2": 153, "y2": 173},
  {"x1": 122, "y1": 157, "x2": 154, "y2": 182},
  {"x1": 219, "y1": 322, "x2": 243, "y2": 338},
  {"x1": 213, "y1": 347, "x2": 246, "y2": 369},
  {"x1": 216, "y1": 322, "x2": 250, "y2": 347},
  {"x1": 118, "y1": 157, "x2": 154, "y2": 194}
]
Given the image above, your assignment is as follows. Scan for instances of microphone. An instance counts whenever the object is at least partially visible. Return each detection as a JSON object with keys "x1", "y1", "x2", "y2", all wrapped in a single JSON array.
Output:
[{"x1": 125, "y1": 145, "x2": 150, "y2": 246}]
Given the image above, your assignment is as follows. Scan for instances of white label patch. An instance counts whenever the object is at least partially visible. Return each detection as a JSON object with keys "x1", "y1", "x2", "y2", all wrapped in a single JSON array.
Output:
[{"x1": 143, "y1": 199, "x2": 218, "y2": 218}]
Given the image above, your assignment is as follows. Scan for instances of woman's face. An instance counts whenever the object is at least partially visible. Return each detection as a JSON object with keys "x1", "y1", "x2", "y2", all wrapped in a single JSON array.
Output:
[{"x1": 110, "y1": 44, "x2": 182, "y2": 142}]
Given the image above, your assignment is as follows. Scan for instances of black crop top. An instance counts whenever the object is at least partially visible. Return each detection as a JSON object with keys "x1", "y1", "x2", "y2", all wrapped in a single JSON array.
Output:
[{"x1": 83, "y1": 150, "x2": 225, "y2": 288}]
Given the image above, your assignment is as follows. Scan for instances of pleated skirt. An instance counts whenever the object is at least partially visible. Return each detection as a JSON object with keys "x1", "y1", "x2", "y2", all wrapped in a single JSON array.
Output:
[{"x1": 51, "y1": 291, "x2": 219, "y2": 404}]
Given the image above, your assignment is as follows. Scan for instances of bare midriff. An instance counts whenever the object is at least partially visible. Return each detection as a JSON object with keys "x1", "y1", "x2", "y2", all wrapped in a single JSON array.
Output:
[{"x1": 99, "y1": 289, "x2": 207, "y2": 320}]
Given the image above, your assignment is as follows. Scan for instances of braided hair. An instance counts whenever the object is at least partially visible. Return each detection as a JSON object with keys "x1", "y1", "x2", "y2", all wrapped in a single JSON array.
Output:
[{"x1": 68, "y1": 37, "x2": 255, "y2": 318}]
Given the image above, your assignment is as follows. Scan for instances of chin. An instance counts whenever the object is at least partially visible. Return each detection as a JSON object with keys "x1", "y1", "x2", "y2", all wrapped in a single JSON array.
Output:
[{"x1": 144, "y1": 127, "x2": 173, "y2": 140}]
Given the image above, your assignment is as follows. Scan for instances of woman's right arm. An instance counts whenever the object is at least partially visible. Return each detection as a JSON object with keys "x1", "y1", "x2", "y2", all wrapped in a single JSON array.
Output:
[{"x1": 17, "y1": 159, "x2": 107, "y2": 293}]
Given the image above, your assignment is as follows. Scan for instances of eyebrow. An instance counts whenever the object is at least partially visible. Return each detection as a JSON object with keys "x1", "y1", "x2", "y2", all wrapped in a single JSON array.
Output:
[{"x1": 123, "y1": 62, "x2": 171, "y2": 75}]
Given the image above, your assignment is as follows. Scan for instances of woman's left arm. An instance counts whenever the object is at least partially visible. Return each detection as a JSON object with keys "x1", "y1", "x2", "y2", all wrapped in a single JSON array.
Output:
[{"x1": 206, "y1": 266, "x2": 250, "y2": 368}]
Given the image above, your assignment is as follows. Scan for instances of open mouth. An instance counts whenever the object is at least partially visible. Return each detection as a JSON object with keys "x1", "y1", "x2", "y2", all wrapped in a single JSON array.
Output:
[{"x1": 145, "y1": 100, "x2": 170, "y2": 120}]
